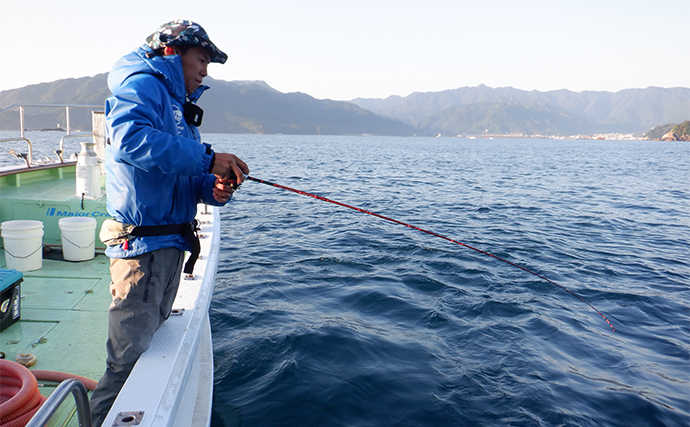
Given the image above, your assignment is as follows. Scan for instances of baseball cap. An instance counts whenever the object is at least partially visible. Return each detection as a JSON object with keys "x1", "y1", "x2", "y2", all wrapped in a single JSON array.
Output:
[{"x1": 146, "y1": 20, "x2": 227, "y2": 64}]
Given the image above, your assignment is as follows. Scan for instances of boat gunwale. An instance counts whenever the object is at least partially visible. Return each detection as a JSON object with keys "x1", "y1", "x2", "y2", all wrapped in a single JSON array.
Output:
[
  {"x1": 100, "y1": 205, "x2": 220, "y2": 427},
  {"x1": 0, "y1": 160, "x2": 77, "y2": 177}
]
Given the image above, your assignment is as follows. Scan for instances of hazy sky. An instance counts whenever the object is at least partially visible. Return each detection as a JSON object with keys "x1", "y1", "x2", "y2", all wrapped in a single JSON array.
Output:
[{"x1": 2, "y1": 0, "x2": 688, "y2": 100}]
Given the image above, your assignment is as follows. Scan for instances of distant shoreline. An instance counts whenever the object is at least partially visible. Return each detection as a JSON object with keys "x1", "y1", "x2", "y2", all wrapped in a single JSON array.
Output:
[{"x1": 36, "y1": 128, "x2": 66, "y2": 132}]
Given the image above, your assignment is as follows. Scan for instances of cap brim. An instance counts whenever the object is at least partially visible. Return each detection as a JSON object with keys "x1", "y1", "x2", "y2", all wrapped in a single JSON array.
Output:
[{"x1": 208, "y1": 43, "x2": 227, "y2": 64}]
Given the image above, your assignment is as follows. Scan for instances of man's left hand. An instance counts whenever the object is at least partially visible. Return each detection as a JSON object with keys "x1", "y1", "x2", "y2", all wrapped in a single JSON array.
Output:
[{"x1": 212, "y1": 178, "x2": 235, "y2": 203}]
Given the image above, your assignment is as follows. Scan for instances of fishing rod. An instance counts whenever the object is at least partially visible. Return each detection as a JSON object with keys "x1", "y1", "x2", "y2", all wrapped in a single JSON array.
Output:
[{"x1": 243, "y1": 175, "x2": 615, "y2": 332}]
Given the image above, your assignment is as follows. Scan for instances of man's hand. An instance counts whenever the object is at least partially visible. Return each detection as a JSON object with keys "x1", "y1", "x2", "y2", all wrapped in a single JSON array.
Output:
[
  {"x1": 211, "y1": 153, "x2": 249, "y2": 185},
  {"x1": 212, "y1": 178, "x2": 235, "y2": 203}
]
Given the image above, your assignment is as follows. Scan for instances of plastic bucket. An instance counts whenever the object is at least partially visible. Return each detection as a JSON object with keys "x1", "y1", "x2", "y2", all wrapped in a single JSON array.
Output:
[
  {"x1": 59, "y1": 217, "x2": 97, "y2": 261},
  {"x1": 1, "y1": 220, "x2": 44, "y2": 271}
]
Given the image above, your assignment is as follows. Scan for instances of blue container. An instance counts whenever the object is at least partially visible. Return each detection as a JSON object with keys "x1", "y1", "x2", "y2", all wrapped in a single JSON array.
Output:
[{"x1": 0, "y1": 269, "x2": 22, "y2": 332}]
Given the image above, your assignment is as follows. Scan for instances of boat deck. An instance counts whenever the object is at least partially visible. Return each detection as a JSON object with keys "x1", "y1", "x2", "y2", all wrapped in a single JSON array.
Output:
[
  {"x1": 0, "y1": 250, "x2": 111, "y2": 380},
  {"x1": 1, "y1": 163, "x2": 111, "y2": 426},
  {"x1": 0, "y1": 253, "x2": 111, "y2": 426}
]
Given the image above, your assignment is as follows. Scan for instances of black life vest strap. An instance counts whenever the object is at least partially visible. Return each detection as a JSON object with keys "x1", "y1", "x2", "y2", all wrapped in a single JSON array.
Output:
[{"x1": 130, "y1": 220, "x2": 201, "y2": 275}]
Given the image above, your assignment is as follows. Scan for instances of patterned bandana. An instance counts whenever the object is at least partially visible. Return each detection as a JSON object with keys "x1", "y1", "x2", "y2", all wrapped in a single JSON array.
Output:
[{"x1": 146, "y1": 20, "x2": 227, "y2": 64}]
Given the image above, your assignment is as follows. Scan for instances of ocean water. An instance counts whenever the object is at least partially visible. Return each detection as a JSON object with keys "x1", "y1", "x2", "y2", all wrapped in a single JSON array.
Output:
[
  {"x1": 2, "y1": 131, "x2": 686, "y2": 426},
  {"x1": 206, "y1": 135, "x2": 689, "y2": 427}
]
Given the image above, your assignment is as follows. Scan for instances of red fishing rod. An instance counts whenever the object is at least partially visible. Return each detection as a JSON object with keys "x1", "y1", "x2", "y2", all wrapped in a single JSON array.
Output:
[{"x1": 244, "y1": 176, "x2": 615, "y2": 332}]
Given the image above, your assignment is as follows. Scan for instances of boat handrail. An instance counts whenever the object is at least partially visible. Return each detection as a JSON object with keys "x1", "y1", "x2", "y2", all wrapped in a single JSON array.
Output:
[
  {"x1": 0, "y1": 103, "x2": 103, "y2": 116},
  {"x1": 1, "y1": 137, "x2": 33, "y2": 167},
  {"x1": 25, "y1": 379, "x2": 93, "y2": 427},
  {"x1": 0, "y1": 103, "x2": 103, "y2": 166}
]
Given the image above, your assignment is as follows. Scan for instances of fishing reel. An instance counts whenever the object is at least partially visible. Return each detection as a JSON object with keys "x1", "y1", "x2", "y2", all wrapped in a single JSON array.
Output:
[{"x1": 221, "y1": 170, "x2": 242, "y2": 190}]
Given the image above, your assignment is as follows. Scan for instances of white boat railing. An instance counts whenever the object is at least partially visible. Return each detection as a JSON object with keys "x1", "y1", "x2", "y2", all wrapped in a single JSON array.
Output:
[
  {"x1": 0, "y1": 104, "x2": 102, "y2": 166},
  {"x1": 25, "y1": 379, "x2": 92, "y2": 427}
]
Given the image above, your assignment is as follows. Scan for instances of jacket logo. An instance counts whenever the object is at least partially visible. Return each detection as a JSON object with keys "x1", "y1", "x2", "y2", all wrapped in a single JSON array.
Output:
[{"x1": 172, "y1": 104, "x2": 184, "y2": 134}]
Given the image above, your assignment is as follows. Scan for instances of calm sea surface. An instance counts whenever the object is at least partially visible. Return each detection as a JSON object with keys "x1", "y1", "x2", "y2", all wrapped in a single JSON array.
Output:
[
  {"x1": 2, "y1": 132, "x2": 687, "y2": 426},
  {"x1": 205, "y1": 135, "x2": 689, "y2": 427}
]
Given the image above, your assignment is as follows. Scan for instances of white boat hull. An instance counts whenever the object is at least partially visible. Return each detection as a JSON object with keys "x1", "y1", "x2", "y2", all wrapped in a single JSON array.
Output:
[{"x1": 102, "y1": 206, "x2": 220, "y2": 427}]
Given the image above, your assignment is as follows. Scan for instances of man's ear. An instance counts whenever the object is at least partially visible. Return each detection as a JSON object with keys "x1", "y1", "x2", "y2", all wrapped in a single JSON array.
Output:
[{"x1": 163, "y1": 46, "x2": 177, "y2": 56}]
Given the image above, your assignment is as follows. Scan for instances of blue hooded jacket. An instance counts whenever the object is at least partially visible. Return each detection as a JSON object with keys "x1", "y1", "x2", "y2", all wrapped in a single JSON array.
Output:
[{"x1": 104, "y1": 45, "x2": 225, "y2": 258}]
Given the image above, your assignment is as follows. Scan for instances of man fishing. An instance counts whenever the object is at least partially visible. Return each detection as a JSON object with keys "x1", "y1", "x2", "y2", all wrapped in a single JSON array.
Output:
[{"x1": 90, "y1": 20, "x2": 249, "y2": 426}]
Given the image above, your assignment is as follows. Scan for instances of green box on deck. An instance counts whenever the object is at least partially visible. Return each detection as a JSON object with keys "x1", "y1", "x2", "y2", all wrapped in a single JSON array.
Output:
[{"x1": 0, "y1": 269, "x2": 22, "y2": 332}]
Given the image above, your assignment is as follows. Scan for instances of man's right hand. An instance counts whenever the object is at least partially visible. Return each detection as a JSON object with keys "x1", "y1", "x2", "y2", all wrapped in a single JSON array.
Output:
[{"x1": 211, "y1": 153, "x2": 250, "y2": 185}]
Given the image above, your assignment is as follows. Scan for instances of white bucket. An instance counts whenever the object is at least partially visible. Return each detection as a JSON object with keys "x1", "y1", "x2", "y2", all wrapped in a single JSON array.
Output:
[
  {"x1": 1, "y1": 220, "x2": 44, "y2": 271},
  {"x1": 59, "y1": 217, "x2": 97, "y2": 261}
]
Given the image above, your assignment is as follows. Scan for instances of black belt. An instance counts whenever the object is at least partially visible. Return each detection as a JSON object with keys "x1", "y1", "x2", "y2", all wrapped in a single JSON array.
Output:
[{"x1": 130, "y1": 220, "x2": 200, "y2": 275}]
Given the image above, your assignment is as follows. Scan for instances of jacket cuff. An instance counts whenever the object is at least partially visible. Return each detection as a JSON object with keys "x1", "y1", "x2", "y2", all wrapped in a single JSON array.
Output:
[
  {"x1": 208, "y1": 152, "x2": 216, "y2": 173},
  {"x1": 204, "y1": 143, "x2": 215, "y2": 173}
]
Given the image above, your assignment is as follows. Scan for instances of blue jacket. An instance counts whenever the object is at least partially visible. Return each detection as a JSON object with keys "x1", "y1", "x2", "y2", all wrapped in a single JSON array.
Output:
[{"x1": 104, "y1": 45, "x2": 225, "y2": 258}]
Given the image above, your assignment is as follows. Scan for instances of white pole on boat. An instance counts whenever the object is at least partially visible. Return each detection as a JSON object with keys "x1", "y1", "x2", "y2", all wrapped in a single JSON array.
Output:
[
  {"x1": 65, "y1": 106, "x2": 71, "y2": 135},
  {"x1": 19, "y1": 106, "x2": 25, "y2": 139},
  {"x1": 18, "y1": 105, "x2": 33, "y2": 164}
]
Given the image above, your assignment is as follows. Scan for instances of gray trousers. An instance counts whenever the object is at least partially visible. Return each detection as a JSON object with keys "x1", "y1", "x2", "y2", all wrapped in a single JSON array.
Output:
[{"x1": 90, "y1": 247, "x2": 184, "y2": 427}]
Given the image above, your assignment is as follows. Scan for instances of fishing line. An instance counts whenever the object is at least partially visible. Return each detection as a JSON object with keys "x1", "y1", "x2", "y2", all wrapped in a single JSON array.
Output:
[{"x1": 244, "y1": 176, "x2": 615, "y2": 332}]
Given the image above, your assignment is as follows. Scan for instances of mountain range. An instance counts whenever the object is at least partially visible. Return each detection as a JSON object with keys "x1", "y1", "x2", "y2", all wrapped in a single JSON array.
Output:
[
  {"x1": 0, "y1": 74, "x2": 688, "y2": 136},
  {"x1": 352, "y1": 85, "x2": 690, "y2": 136}
]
